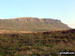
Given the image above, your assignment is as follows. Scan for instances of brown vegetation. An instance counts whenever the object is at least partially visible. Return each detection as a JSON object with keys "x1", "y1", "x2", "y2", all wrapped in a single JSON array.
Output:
[{"x1": 0, "y1": 29, "x2": 75, "y2": 56}]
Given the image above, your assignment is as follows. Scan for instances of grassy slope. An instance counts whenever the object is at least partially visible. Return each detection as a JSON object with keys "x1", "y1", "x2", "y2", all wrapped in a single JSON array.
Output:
[{"x1": 0, "y1": 29, "x2": 75, "y2": 56}]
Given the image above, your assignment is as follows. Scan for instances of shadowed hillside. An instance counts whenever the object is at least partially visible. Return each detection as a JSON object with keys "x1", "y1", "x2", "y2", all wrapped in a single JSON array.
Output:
[{"x1": 0, "y1": 17, "x2": 70, "y2": 32}]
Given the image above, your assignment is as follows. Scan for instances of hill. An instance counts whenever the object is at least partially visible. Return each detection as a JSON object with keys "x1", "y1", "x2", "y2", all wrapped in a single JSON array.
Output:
[{"x1": 0, "y1": 17, "x2": 70, "y2": 32}]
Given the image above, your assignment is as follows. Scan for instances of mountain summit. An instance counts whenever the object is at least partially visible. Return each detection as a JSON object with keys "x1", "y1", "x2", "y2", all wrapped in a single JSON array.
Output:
[{"x1": 0, "y1": 17, "x2": 70, "y2": 32}]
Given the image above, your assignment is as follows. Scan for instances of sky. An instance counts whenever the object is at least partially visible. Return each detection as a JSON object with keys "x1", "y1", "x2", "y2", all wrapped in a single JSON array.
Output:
[{"x1": 0, "y1": 0, "x2": 75, "y2": 28}]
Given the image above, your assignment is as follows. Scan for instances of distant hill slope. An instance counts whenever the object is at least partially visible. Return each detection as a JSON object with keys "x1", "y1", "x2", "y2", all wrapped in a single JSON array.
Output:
[{"x1": 0, "y1": 17, "x2": 70, "y2": 32}]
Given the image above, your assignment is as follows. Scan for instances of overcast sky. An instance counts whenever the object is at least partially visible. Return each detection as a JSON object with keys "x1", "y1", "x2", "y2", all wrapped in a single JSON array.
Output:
[{"x1": 0, "y1": 0, "x2": 75, "y2": 28}]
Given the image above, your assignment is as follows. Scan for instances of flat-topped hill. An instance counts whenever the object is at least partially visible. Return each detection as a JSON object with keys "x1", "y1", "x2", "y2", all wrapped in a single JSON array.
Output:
[{"x1": 0, "y1": 17, "x2": 70, "y2": 32}]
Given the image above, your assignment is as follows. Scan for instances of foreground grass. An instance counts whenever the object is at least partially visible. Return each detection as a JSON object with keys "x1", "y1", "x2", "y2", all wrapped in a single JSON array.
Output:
[{"x1": 0, "y1": 29, "x2": 75, "y2": 56}]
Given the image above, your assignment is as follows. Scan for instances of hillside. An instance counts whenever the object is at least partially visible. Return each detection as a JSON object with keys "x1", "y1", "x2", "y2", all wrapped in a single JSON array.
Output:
[
  {"x1": 0, "y1": 17, "x2": 70, "y2": 32},
  {"x1": 0, "y1": 29, "x2": 75, "y2": 56}
]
